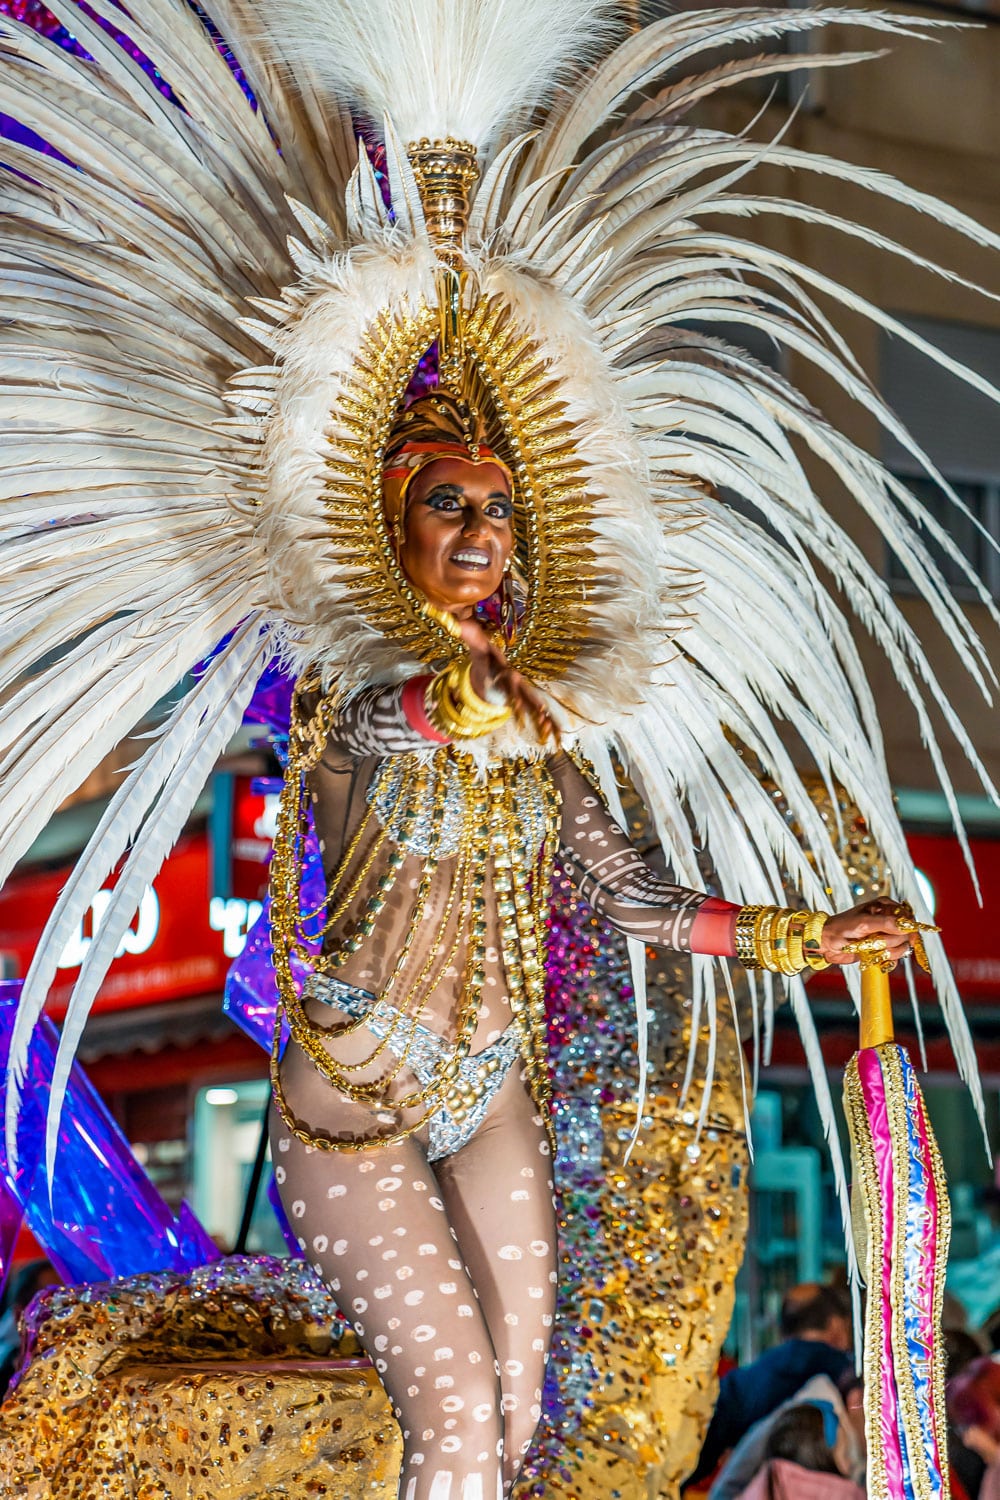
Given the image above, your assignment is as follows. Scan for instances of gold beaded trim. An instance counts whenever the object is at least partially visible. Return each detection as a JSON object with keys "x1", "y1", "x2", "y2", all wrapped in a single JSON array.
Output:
[{"x1": 270, "y1": 685, "x2": 562, "y2": 1152}]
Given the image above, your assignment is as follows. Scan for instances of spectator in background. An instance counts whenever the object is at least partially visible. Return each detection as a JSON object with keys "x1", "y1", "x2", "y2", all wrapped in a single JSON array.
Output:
[
  {"x1": 685, "y1": 1283, "x2": 854, "y2": 1490},
  {"x1": 733, "y1": 1405, "x2": 866, "y2": 1500},
  {"x1": 710, "y1": 1369, "x2": 865, "y2": 1499},
  {"x1": 946, "y1": 1329, "x2": 989, "y2": 1499},
  {"x1": 0, "y1": 1259, "x2": 59, "y2": 1400},
  {"x1": 949, "y1": 1357, "x2": 1000, "y2": 1500},
  {"x1": 980, "y1": 1310, "x2": 1000, "y2": 1356}
]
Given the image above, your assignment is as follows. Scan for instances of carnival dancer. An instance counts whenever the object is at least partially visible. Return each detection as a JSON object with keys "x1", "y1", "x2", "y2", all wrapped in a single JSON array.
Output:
[
  {"x1": 268, "y1": 391, "x2": 928, "y2": 1499},
  {"x1": 0, "y1": 1, "x2": 995, "y2": 1498}
]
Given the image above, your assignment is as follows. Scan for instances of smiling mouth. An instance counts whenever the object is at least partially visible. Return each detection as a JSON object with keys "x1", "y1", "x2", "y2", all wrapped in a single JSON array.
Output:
[{"x1": 450, "y1": 548, "x2": 492, "y2": 571}]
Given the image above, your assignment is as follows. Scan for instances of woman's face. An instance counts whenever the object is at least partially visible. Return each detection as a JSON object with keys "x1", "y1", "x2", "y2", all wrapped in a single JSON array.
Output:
[{"x1": 396, "y1": 456, "x2": 514, "y2": 613}]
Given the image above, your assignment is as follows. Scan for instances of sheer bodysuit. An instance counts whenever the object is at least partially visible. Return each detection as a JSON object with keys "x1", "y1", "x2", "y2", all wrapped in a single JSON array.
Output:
[{"x1": 271, "y1": 682, "x2": 738, "y2": 1500}]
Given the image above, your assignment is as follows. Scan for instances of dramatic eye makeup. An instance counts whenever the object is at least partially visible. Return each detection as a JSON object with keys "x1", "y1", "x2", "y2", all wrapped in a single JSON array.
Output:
[{"x1": 421, "y1": 484, "x2": 513, "y2": 518}]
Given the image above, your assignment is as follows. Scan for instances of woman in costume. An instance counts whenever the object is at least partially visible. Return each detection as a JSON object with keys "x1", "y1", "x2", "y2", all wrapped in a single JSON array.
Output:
[
  {"x1": 269, "y1": 390, "x2": 926, "y2": 1500},
  {"x1": 0, "y1": 1, "x2": 995, "y2": 1498}
]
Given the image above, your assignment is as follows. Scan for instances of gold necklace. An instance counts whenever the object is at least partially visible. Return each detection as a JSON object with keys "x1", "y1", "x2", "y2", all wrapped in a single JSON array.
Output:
[{"x1": 270, "y1": 684, "x2": 562, "y2": 1152}]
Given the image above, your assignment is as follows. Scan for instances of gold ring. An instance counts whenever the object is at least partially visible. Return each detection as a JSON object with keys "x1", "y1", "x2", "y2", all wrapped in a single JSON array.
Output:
[{"x1": 844, "y1": 936, "x2": 888, "y2": 957}]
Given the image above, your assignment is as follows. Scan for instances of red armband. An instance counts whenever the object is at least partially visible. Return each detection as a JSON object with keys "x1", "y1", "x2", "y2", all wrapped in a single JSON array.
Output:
[
  {"x1": 690, "y1": 896, "x2": 740, "y2": 957},
  {"x1": 400, "y1": 674, "x2": 451, "y2": 744}
]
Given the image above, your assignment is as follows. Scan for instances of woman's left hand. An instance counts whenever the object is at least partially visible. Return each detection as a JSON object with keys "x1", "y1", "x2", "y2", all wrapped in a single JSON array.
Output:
[{"x1": 820, "y1": 897, "x2": 933, "y2": 968}]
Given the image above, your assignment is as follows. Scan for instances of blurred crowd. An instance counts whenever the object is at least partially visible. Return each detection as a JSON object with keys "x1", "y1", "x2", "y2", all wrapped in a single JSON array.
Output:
[{"x1": 683, "y1": 1280, "x2": 1000, "y2": 1500}]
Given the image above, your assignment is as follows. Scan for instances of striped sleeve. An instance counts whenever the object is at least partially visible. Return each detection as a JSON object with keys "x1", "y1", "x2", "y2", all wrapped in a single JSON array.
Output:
[
  {"x1": 551, "y1": 752, "x2": 738, "y2": 956},
  {"x1": 331, "y1": 677, "x2": 450, "y2": 756}
]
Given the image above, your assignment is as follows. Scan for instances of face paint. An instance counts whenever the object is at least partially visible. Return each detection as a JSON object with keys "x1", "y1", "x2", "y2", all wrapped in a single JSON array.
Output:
[{"x1": 395, "y1": 457, "x2": 514, "y2": 614}]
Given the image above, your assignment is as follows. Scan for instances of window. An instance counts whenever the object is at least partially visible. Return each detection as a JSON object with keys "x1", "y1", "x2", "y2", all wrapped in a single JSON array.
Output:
[
  {"x1": 886, "y1": 474, "x2": 1000, "y2": 602},
  {"x1": 881, "y1": 317, "x2": 1000, "y2": 602},
  {"x1": 191, "y1": 1078, "x2": 288, "y2": 1256}
]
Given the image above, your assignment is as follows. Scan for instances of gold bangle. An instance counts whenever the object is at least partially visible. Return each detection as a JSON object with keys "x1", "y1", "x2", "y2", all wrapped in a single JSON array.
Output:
[
  {"x1": 786, "y1": 913, "x2": 806, "y2": 974},
  {"x1": 801, "y1": 910, "x2": 831, "y2": 971},
  {"x1": 771, "y1": 910, "x2": 799, "y2": 977},
  {"x1": 736, "y1": 905, "x2": 829, "y2": 975},
  {"x1": 425, "y1": 660, "x2": 511, "y2": 739},
  {"x1": 753, "y1": 907, "x2": 779, "y2": 972},
  {"x1": 449, "y1": 660, "x2": 510, "y2": 729},
  {"x1": 734, "y1": 905, "x2": 765, "y2": 969}
]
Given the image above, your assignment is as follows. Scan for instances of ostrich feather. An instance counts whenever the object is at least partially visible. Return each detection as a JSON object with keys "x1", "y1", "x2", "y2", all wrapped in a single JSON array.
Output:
[
  {"x1": 5, "y1": 620, "x2": 270, "y2": 1183},
  {"x1": 527, "y1": 8, "x2": 950, "y2": 206},
  {"x1": 0, "y1": 590, "x2": 251, "y2": 887},
  {"x1": 251, "y1": 0, "x2": 618, "y2": 154}
]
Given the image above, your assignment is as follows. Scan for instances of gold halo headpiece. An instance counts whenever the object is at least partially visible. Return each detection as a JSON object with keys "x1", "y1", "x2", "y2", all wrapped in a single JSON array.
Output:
[{"x1": 312, "y1": 135, "x2": 598, "y2": 676}]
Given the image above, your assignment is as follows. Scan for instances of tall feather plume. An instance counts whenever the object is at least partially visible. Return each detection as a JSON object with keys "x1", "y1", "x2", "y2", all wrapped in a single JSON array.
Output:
[
  {"x1": 4, "y1": 622, "x2": 271, "y2": 1184},
  {"x1": 467, "y1": 8, "x2": 1000, "y2": 1163},
  {"x1": 251, "y1": 0, "x2": 620, "y2": 154}
]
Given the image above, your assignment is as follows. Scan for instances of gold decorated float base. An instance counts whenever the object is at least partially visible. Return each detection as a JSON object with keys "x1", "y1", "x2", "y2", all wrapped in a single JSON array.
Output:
[
  {"x1": 0, "y1": 1259, "x2": 401, "y2": 1499},
  {"x1": 0, "y1": 1032, "x2": 747, "y2": 1500},
  {"x1": 553, "y1": 1103, "x2": 747, "y2": 1498},
  {"x1": 21, "y1": 1361, "x2": 399, "y2": 1499}
]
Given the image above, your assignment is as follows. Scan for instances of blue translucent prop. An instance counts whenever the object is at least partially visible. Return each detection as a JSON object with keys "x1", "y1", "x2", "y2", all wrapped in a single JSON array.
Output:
[
  {"x1": 0, "y1": 981, "x2": 219, "y2": 1284},
  {"x1": 0, "y1": 1178, "x2": 22, "y2": 1303},
  {"x1": 223, "y1": 894, "x2": 283, "y2": 1051}
]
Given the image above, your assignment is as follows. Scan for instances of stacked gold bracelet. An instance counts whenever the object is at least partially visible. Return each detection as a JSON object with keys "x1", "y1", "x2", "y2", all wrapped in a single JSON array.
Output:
[
  {"x1": 734, "y1": 905, "x2": 831, "y2": 974},
  {"x1": 425, "y1": 659, "x2": 511, "y2": 739}
]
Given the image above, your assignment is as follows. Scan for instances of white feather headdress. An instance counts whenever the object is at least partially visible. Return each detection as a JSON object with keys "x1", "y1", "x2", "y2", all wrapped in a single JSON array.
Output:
[{"x1": 0, "y1": 0, "x2": 997, "y2": 1188}]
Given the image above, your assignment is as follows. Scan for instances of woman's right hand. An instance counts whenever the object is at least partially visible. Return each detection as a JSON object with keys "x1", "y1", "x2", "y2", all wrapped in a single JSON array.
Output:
[{"x1": 456, "y1": 615, "x2": 558, "y2": 745}]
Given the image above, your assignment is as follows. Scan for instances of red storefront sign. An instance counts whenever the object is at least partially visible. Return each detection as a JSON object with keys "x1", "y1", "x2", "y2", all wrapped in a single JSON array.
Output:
[
  {"x1": 906, "y1": 832, "x2": 1000, "y2": 997},
  {"x1": 0, "y1": 776, "x2": 278, "y2": 1017},
  {"x1": 0, "y1": 832, "x2": 230, "y2": 1017},
  {"x1": 229, "y1": 776, "x2": 278, "y2": 902}
]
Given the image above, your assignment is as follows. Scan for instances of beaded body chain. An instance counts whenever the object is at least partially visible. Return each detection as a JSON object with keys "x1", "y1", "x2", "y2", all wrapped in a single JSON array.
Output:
[{"x1": 270, "y1": 683, "x2": 562, "y2": 1152}]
